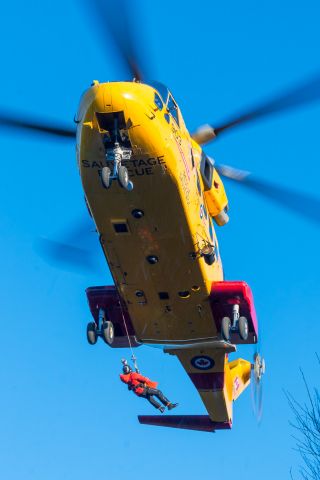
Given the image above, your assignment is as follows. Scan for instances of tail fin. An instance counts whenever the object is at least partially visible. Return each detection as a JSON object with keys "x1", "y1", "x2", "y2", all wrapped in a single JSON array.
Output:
[
  {"x1": 229, "y1": 358, "x2": 251, "y2": 401},
  {"x1": 165, "y1": 345, "x2": 251, "y2": 425}
]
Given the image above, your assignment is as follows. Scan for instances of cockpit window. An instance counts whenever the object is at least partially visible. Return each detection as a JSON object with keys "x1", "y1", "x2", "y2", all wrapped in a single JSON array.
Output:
[
  {"x1": 149, "y1": 81, "x2": 169, "y2": 104},
  {"x1": 154, "y1": 92, "x2": 163, "y2": 110},
  {"x1": 168, "y1": 94, "x2": 179, "y2": 126}
]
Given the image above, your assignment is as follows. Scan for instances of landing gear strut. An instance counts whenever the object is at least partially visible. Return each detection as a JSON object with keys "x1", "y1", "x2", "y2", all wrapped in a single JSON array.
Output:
[
  {"x1": 221, "y1": 304, "x2": 249, "y2": 342},
  {"x1": 86, "y1": 308, "x2": 114, "y2": 346},
  {"x1": 101, "y1": 142, "x2": 133, "y2": 191}
]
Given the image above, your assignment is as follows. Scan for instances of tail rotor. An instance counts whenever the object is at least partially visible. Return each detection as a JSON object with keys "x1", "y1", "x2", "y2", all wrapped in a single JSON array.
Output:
[{"x1": 251, "y1": 350, "x2": 266, "y2": 423}]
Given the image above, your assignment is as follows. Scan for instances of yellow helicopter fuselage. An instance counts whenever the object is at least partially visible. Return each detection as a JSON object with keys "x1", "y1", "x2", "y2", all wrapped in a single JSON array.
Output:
[
  {"x1": 77, "y1": 81, "x2": 257, "y2": 427},
  {"x1": 77, "y1": 81, "x2": 228, "y2": 346}
]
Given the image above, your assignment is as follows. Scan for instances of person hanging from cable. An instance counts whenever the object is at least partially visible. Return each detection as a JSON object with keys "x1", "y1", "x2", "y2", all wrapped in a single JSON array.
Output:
[{"x1": 120, "y1": 359, "x2": 178, "y2": 413}]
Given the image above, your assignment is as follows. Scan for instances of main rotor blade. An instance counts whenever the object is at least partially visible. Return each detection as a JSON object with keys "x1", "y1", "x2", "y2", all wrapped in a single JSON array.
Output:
[
  {"x1": 35, "y1": 238, "x2": 98, "y2": 274},
  {"x1": 192, "y1": 73, "x2": 320, "y2": 144},
  {"x1": 87, "y1": 0, "x2": 146, "y2": 81},
  {"x1": 216, "y1": 164, "x2": 320, "y2": 225},
  {"x1": 34, "y1": 217, "x2": 103, "y2": 274},
  {"x1": 0, "y1": 112, "x2": 76, "y2": 139}
]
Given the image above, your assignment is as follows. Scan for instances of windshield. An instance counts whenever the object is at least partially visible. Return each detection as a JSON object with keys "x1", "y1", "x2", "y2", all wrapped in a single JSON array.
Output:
[{"x1": 149, "y1": 81, "x2": 169, "y2": 104}]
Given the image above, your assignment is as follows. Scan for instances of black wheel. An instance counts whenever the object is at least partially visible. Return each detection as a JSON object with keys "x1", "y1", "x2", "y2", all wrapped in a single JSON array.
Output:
[
  {"x1": 221, "y1": 316, "x2": 231, "y2": 341},
  {"x1": 118, "y1": 166, "x2": 129, "y2": 189},
  {"x1": 87, "y1": 322, "x2": 98, "y2": 345},
  {"x1": 101, "y1": 321, "x2": 115, "y2": 345},
  {"x1": 101, "y1": 166, "x2": 111, "y2": 188},
  {"x1": 239, "y1": 316, "x2": 249, "y2": 340}
]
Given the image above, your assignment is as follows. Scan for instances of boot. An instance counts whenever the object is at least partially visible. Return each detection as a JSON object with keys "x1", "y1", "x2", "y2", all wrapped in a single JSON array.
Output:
[
  {"x1": 167, "y1": 403, "x2": 178, "y2": 410},
  {"x1": 158, "y1": 406, "x2": 165, "y2": 413}
]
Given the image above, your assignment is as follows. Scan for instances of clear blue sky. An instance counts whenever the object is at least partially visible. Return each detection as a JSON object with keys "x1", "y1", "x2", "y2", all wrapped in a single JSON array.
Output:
[{"x1": 1, "y1": 1, "x2": 320, "y2": 479}]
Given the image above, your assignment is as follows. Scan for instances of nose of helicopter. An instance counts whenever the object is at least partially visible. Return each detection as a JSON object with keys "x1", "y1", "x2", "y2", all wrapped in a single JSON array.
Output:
[
  {"x1": 76, "y1": 80, "x2": 160, "y2": 154},
  {"x1": 77, "y1": 80, "x2": 153, "y2": 116},
  {"x1": 78, "y1": 80, "x2": 154, "y2": 125}
]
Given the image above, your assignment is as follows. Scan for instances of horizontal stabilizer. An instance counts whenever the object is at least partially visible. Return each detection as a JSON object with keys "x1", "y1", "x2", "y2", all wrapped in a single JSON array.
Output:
[{"x1": 138, "y1": 415, "x2": 232, "y2": 432}]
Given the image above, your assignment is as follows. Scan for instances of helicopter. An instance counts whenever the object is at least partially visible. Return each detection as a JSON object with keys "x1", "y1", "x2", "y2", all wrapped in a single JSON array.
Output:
[{"x1": 1, "y1": 0, "x2": 320, "y2": 432}]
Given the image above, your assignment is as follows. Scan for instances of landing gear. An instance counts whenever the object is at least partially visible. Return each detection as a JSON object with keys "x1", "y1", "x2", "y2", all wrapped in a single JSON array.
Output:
[
  {"x1": 221, "y1": 316, "x2": 231, "y2": 341},
  {"x1": 101, "y1": 320, "x2": 115, "y2": 345},
  {"x1": 87, "y1": 322, "x2": 98, "y2": 345},
  {"x1": 101, "y1": 166, "x2": 111, "y2": 189},
  {"x1": 86, "y1": 309, "x2": 114, "y2": 346},
  {"x1": 101, "y1": 142, "x2": 133, "y2": 191},
  {"x1": 221, "y1": 305, "x2": 249, "y2": 342},
  {"x1": 239, "y1": 316, "x2": 249, "y2": 340},
  {"x1": 118, "y1": 165, "x2": 129, "y2": 189}
]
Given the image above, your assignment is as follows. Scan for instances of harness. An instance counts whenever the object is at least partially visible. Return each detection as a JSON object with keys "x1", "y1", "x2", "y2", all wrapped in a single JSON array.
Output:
[
  {"x1": 131, "y1": 382, "x2": 145, "y2": 392},
  {"x1": 129, "y1": 380, "x2": 147, "y2": 393}
]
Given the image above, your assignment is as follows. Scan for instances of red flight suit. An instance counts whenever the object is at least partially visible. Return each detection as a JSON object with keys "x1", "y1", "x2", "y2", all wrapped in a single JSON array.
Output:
[{"x1": 120, "y1": 372, "x2": 158, "y2": 396}]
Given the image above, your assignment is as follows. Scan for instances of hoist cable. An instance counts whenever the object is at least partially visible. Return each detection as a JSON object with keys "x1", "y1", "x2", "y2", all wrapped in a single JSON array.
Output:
[{"x1": 119, "y1": 301, "x2": 139, "y2": 372}]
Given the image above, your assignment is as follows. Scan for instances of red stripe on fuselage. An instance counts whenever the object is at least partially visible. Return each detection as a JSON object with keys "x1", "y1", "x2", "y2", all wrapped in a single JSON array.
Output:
[{"x1": 174, "y1": 138, "x2": 190, "y2": 180}]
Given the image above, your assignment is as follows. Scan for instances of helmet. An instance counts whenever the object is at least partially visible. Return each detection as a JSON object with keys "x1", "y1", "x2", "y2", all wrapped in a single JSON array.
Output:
[{"x1": 123, "y1": 365, "x2": 132, "y2": 374}]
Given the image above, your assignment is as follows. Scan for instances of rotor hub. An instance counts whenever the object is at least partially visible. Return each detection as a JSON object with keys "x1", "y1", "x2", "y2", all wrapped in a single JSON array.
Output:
[{"x1": 252, "y1": 353, "x2": 266, "y2": 382}]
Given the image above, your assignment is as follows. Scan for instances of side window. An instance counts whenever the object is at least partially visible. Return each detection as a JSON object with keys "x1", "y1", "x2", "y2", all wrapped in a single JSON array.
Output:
[
  {"x1": 168, "y1": 95, "x2": 179, "y2": 126},
  {"x1": 154, "y1": 92, "x2": 163, "y2": 110},
  {"x1": 209, "y1": 219, "x2": 214, "y2": 242},
  {"x1": 196, "y1": 171, "x2": 201, "y2": 195},
  {"x1": 200, "y1": 153, "x2": 214, "y2": 190},
  {"x1": 190, "y1": 149, "x2": 195, "y2": 168}
]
